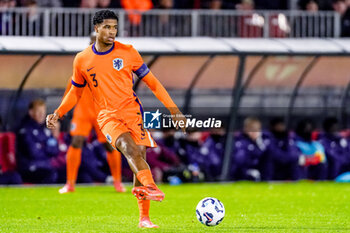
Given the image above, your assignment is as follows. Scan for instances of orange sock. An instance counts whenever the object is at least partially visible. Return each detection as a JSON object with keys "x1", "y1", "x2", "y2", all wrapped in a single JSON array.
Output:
[
  {"x1": 137, "y1": 199, "x2": 150, "y2": 220},
  {"x1": 136, "y1": 169, "x2": 156, "y2": 186},
  {"x1": 66, "y1": 146, "x2": 82, "y2": 186},
  {"x1": 107, "y1": 150, "x2": 122, "y2": 182}
]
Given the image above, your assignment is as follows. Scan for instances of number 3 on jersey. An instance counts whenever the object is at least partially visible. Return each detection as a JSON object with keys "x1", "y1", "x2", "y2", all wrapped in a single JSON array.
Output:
[{"x1": 90, "y1": 73, "x2": 98, "y2": 87}]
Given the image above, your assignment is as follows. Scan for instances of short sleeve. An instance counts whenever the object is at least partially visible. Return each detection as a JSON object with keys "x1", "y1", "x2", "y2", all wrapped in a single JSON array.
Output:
[{"x1": 71, "y1": 55, "x2": 86, "y2": 87}]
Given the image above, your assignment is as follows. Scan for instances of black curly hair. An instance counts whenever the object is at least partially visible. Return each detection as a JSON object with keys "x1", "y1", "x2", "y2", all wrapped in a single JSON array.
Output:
[{"x1": 93, "y1": 10, "x2": 118, "y2": 25}]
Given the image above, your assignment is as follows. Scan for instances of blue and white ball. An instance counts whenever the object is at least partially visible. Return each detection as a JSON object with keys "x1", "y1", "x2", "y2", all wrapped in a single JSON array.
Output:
[{"x1": 196, "y1": 197, "x2": 225, "y2": 226}]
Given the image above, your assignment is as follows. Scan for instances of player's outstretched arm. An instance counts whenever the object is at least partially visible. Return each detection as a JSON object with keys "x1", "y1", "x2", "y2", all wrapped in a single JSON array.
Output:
[
  {"x1": 46, "y1": 85, "x2": 83, "y2": 129},
  {"x1": 142, "y1": 72, "x2": 187, "y2": 134}
]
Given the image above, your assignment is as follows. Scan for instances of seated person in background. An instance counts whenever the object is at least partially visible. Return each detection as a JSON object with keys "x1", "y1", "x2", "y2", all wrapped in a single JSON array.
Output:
[
  {"x1": 16, "y1": 99, "x2": 59, "y2": 184},
  {"x1": 318, "y1": 117, "x2": 349, "y2": 179},
  {"x1": 76, "y1": 138, "x2": 113, "y2": 184},
  {"x1": 295, "y1": 119, "x2": 327, "y2": 180},
  {"x1": 146, "y1": 139, "x2": 182, "y2": 183},
  {"x1": 266, "y1": 117, "x2": 301, "y2": 181},
  {"x1": 200, "y1": 128, "x2": 225, "y2": 181},
  {"x1": 159, "y1": 129, "x2": 204, "y2": 182},
  {"x1": 158, "y1": 128, "x2": 181, "y2": 157},
  {"x1": 49, "y1": 121, "x2": 69, "y2": 183},
  {"x1": 177, "y1": 130, "x2": 205, "y2": 182},
  {"x1": 231, "y1": 117, "x2": 269, "y2": 181}
]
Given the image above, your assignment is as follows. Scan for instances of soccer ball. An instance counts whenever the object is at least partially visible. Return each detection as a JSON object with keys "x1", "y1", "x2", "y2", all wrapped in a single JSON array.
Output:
[{"x1": 196, "y1": 197, "x2": 225, "y2": 226}]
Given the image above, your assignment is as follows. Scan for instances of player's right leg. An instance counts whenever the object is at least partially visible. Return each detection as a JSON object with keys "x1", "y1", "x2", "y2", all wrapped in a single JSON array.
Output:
[
  {"x1": 59, "y1": 135, "x2": 84, "y2": 194},
  {"x1": 115, "y1": 133, "x2": 164, "y2": 202}
]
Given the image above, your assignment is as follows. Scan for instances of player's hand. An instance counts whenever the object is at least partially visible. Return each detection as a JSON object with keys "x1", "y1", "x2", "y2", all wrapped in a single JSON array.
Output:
[
  {"x1": 46, "y1": 113, "x2": 59, "y2": 129},
  {"x1": 171, "y1": 110, "x2": 187, "y2": 134}
]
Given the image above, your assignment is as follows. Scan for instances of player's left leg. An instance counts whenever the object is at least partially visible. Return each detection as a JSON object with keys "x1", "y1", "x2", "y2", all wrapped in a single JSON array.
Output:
[
  {"x1": 134, "y1": 146, "x2": 158, "y2": 228},
  {"x1": 59, "y1": 135, "x2": 85, "y2": 194},
  {"x1": 103, "y1": 142, "x2": 126, "y2": 192}
]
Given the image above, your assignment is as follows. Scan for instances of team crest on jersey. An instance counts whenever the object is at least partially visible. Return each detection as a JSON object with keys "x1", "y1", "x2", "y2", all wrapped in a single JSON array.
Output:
[
  {"x1": 113, "y1": 58, "x2": 123, "y2": 71},
  {"x1": 106, "y1": 134, "x2": 112, "y2": 144}
]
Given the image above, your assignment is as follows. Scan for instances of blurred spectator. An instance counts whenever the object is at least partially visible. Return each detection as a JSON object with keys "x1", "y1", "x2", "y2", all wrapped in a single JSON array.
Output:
[
  {"x1": 0, "y1": 0, "x2": 16, "y2": 8},
  {"x1": 0, "y1": 0, "x2": 16, "y2": 35},
  {"x1": 35, "y1": 0, "x2": 62, "y2": 7},
  {"x1": 16, "y1": 99, "x2": 58, "y2": 184},
  {"x1": 199, "y1": 128, "x2": 225, "y2": 181},
  {"x1": 318, "y1": 117, "x2": 349, "y2": 179},
  {"x1": 295, "y1": 119, "x2": 327, "y2": 180},
  {"x1": 236, "y1": 0, "x2": 265, "y2": 37},
  {"x1": 176, "y1": 131, "x2": 205, "y2": 182},
  {"x1": 231, "y1": 117, "x2": 268, "y2": 181},
  {"x1": 265, "y1": 118, "x2": 301, "y2": 180},
  {"x1": 235, "y1": 0, "x2": 289, "y2": 37},
  {"x1": 19, "y1": 0, "x2": 43, "y2": 35},
  {"x1": 159, "y1": 128, "x2": 182, "y2": 158},
  {"x1": 147, "y1": 141, "x2": 182, "y2": 183},
  {"x1": 210, "y1": 0, "x2": 222, "y2": 9},
  {"x1": 76, "y1": 139, "x2": 112, "y2": 183},
  {"x1": 80, "y1": 0, "x2": 112, "y2": 8},
  {"x1": 152, "y1": 0, "x2": 178, "y2": 36},
  {"x1": 332, "y1": 0, "x2": 350, "y2": 37},
  {"x1": 80, "y1": 0, "x2": 98, "y2": 8},
  {"x1": 299, "y1": 0, "x2": 319, "y2": 11},
  {"x1": 97, "y1": 0, "x2": 111, "y2": 8},
  {"x1": 295, "y1": 0, "x2": 321, "y2": 37},
  {"x1": 121, "y1": 0, "x2": 153, "y2": 36},
  {"x1": 158, "y1": 129, "x2": 205, "y2": 182},
  {"x1": 49, "y1": 121, "x2": 68, "y2": 183},
  {"x1": 236, "y1": 0, "x2": 254, "y2": 10}
]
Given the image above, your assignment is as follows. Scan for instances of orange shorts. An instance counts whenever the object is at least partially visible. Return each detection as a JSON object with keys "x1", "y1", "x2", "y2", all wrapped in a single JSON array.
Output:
[
  {"x1": 70, "y1": 110, "x2": 106, "y2": 143},
  {"x1": 98, "y1": 102, "x2": 156, "y2": 149}
]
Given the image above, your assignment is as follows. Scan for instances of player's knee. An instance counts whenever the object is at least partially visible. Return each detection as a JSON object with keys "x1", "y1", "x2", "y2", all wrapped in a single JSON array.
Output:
[
  {"x1": 115, "y1": 133, "x2": 144, "y2": 160},
  {"x1": 71, "y1": 136, "x2": 85, "y2": 148},
  {"x1": 125, "y1": 144, "x2": 141, "y2": 160},
  {"x1": 139, "y1": 146, "x2": 146, "y2": 160},
  {"x1": 116, "y1": 140, "x2": 139, "y2": 160}
]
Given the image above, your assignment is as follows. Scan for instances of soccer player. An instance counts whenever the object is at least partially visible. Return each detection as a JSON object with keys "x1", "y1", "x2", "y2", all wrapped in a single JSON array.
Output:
[
  {"x1": 46, "y1": 10, "x2": 186, "y2": 228},
  {"x1": 59, "y1": 32, "x2": 125, "y2": 194},
  {"x1": 59, "y1": 77, "x2": 126, "y2": 194}
]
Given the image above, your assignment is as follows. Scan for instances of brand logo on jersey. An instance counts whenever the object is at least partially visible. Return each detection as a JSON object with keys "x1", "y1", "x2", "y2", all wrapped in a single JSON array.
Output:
[
  {"x1": 87, "y1": 66, "x2": 95, "y2": 72},
  {"x1": 144, "y1": 109, "x2": 161, "y2": 129},
  {"x1": 113, "y1": 58, "x2": 123, "y2": 71},
  {"x1": 106, "y1": 134, "x2": 112, "y2": 144}
]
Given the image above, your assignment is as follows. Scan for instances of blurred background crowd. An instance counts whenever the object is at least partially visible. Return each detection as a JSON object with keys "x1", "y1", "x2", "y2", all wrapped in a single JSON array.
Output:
[
  {"x1": 1, "y1": 99, "x2": 350, "y2": 185},
  {"x1": 0, "y1": 0, "x2": 349, "y2": 186},
  {"x1": 0, "y1": 0, "x2": 347, "y2": 11},
  {"x1": 1, "y1": 0, "x2": 350, "y2": 37}
]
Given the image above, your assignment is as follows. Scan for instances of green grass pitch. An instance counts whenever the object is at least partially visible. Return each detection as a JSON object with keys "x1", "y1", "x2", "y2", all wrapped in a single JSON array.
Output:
[{"x1": 1, "y1": 182, "x2": 350, "y2": 232}]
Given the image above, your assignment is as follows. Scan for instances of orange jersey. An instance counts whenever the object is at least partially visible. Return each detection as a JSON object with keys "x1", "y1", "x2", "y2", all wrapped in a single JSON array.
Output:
[
  {"x1": 56, "y1": 40, "x2": 178, "y2": 131},
  {"x1": 71, "y1": 41, "x2": 148, "y2": 127},
  {"x1": 63, "y1": 78, "x2": 105, "y2": 142}
]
